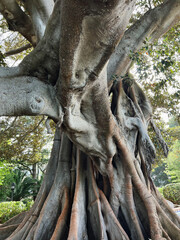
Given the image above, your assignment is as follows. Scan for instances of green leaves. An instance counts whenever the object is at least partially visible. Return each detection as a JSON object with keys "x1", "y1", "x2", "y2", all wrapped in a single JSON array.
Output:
[
  {"x1": 165, "y1": 140, "x2": 180, "y2": 183},
  {"x1": 0, "y1": 168, "x2": 43, "y2": 201},
  {"x1": 0, "y1": 116, "x2": 52, "y2": 168},
  {"x1": 130, "y1": 24, "x2": 180, "y2": 118},
  {"x1": 0, "y1": 162, "x2": 12, "y2": 185},
  {"x1": 11, "y1": 169, "x2": 39, "y2": 201},
  {"x1": 0, "y1": 200, "x2": 34, "y2": 223},
  {"x1": 163, "y1": 183, "x2": 180, "y2": 204},
  {"x1": 0, "y1": 116, "x2": 53, "y2": 201}
]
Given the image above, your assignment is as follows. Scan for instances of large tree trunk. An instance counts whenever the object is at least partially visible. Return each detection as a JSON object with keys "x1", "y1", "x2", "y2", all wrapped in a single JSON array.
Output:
[
  {"x1": 0, "y1": 0, "x2": 180, "y2": 239},
  {"x1": 1, "y1": 125, "x2": 179, "y2": 240}
]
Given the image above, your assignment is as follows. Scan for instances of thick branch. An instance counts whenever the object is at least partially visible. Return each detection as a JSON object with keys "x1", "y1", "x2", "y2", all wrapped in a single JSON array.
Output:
[
  {"x1": 56, "y1": 0, "x2": 136, "y2": 162},
  {"x1": 23, "y1": 0, "x2": 54, "y2": 41},
  {"x1": 107, "y1": 0, "x2": 180, "y2": 81},
  {"x1": 1, "y1": 0, "x2": 62, "y2": 85},
  {"x1": 0, "y1": 76, "x2": 61, "y2": 120},
  {"x1": 0, "y1": 0, "x2": 36, "y2": 45}
]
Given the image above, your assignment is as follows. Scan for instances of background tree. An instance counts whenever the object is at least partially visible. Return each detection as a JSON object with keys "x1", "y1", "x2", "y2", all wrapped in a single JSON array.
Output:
[
  {"x1": 0, "y1": 116, "x2": 52, "y2": 177},
  {"x1": 165, "y1": 140, "x2": 180, "y2": 183},
  {"x1": 0, "y1": 116, "x2": 52, "y2": 201},
  {"x1": 151, "y1": 163, "x2": 170, "y2": 187},
  {"x1": 151, "y1": 117, "x2": 180, "y2": 186},
  {"x1": 0, "y1": 1, "x2": 180, "y2": 240}
]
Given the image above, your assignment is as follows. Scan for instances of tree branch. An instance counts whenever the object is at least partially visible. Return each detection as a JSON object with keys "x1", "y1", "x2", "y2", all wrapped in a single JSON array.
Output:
[
  {"x1": 4, "y1": 44, "x2": 32, "y2": 57},
  {"x1": 0, "y1": 116, "x2": 18, "y2": 133},
  {"x1": 107, "y1": 0, "x2": 180, "y2": 82},
  {"x1": 0, "y1": 0, "x2": 36, "y2": 45},
  {"x1": 18, "y1": 116, "x2": 45, "y2": 142},
  {"x1": 0, "y1": 76, "x2": 62, "y2": 121},
  {"x1": 23, "y1": 0, "x2": 54, "y2": 41},
  {"x1": 0, "y1": 0, "x2": 62, "y2": 85}
]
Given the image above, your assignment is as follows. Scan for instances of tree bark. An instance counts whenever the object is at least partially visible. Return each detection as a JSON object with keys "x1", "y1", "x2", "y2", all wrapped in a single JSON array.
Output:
[
  {"x1": 0, "y1": 76, "x2": 61, "y2": 120},
  {"x1": 0, "y1": 0, "x2": 36, "y2": 45}
]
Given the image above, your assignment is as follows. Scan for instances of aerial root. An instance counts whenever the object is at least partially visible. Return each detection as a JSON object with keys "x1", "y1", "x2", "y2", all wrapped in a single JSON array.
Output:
[
  {"x1": 162, "y1": 229, "x2": 171, "y2": 240},
  {"x1": 128, "y1": 167, "x2": 163, "y2": 240},
  {"x1": 87, "y1": 159, "x2": 108, "y2": 239},
  {"x1": 31, "y1": 134, "x2": 72, "y2": 240},
  {"x1": 0, "y1": 210, "x2": 26, "y2": 230},
  {"x1": 68, "y1": 150, "x2": 87, "y2": 240},
  {"x1": 99, "y1": 189, "x2": 130, "y2": 240},
  {"x1": 115, "y1": 134, "x2": 164, "y2": 240},
  {"x1": 51, "y1": 188, "x2": 70, "y2": 240},
  {"x1": 154, "y1": 198, "x2": 180, "y2": 240},
  {"x1": 106, "y1": 158, "x2": 114, "y2": 188},
  {"x1": 5, "y1": 129, "x2": 63, "y2": 240},
  {"x1": 0, "y1": 224, "x2": 19, "y2": 240},
  {"x1": 1, "y1": 130, "x2": 180, "y2": 240},
  {"x1": 154, "y1": 189, "x2": 180, "y2": 226},
  {"x1": 7, "y1": 190, "x2": 48, "y2": 240},
  {"x1": 125, "y1": 173, "x2": 144, "y2": 240}
]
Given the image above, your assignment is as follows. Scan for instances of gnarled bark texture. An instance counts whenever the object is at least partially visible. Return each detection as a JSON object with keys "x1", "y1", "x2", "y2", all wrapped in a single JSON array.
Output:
[{"x1": 0, "y1": 0, "x2": 180, "y2": 239}]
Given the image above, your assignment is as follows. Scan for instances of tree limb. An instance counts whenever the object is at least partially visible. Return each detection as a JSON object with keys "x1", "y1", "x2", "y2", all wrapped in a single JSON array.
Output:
[
  {"x1": 23, "y1": 0, "x2": 54, "y2": 41},
  {"x1": 0, "y1": 0, "x2": 36, "y2": 45},
  {"x1": 18, "y1": 116, "x2": 45, "y2": 142},
  {"x1": 0, "y1": 0, "x2": 62, "y2": 84},
  {"x1": 107, "y1": 0, "x2": 180, "y2": 82},
  {"x1": 4, "y1": 44, "x2": 32, "y2": 57},
  {"x1": 0, "y1": 76, "x2": 62, "y2": 121}
]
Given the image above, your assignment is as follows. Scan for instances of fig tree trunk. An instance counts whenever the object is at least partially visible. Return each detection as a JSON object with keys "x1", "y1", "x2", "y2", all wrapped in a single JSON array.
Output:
[{"x1": 0, "y1": 0, "x2": 180, "y2": 239}]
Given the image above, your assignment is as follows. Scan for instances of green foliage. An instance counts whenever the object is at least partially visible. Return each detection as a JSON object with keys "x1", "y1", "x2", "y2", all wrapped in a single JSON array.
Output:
[
  {"x1": 0, "y1": 116, "x2": 52, "y2": 172},
  {"x1": 157, "y1": 187, "x2": 163, "y2": 196},
  {"x1": 0, "y1": 162, "x2": 12, "y2": 185},
  {"x1": 11, "y1": 169, "x2": 40, "y2": 201},
  {"x1": 0, "y1": 115, "x2": 52, "y2": 201},
  {"x1": 130, "y1": 0, "x2": 164, "y2": 25},
  {"x1": 151, "y1": 163, "x2": 170, "y2": 187},
  {"x1": 22, "y1": 198, "x2": 34, "y2": 210},
  {"x1": 163, "y1": 183, "x2": 180, "y2": 204},
  {"x1": 0, "y1": 164, "x2": 15, "y2": 201},
  {"x1": 130, "y1": 24, "x2": 180, "y2": 118},
  {"x1": 0, "y1": 169, "x2": 43, "y2": 201},
  {"x1": 165, "y1": 140, "x2": 180, "y2": 183},
  {"x1": 0, "y1": 200, "x2": 34, "y2": 223},
  {"x1": 148, "y1": 120, "x2": 173, "y2": 164},
  {"x1": 168, "y1": 116, "x2": 179, "y2": 128}
]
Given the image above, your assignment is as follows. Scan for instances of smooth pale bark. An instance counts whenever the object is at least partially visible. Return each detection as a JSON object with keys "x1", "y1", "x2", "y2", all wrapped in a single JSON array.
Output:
[
  {"x1": 23, "y1": 0, "x2": 54, "y2": 41},
  {"x1": 57, "y1": 0, "x2": 136, "y2": 162},
  {"x1": 0, "y1": 76, "x2": 61, "y2": 120},
  {"x1": 0, "y1": 0, "x2": 36, "y2": 45}
]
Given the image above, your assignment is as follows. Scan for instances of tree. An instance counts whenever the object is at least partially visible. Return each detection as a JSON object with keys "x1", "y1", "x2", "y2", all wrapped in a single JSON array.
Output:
[
  {"x1": 0, "y1": 0, "x2": 180, "y2": 240},
  {"x1": 151, "y1": 163, "x2": 170, "y2": 187},
  {"x1": 0, "y1": 168, "x2": 42, "y2": 202},
  {"x1": 165, "y1": 140, "x2": 180, "y2": 183},
  {"x1": 0, "y1": 116, "x2": 52, "y2": 178}
]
